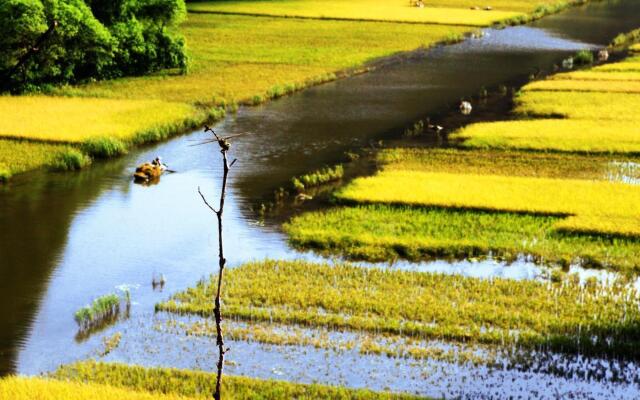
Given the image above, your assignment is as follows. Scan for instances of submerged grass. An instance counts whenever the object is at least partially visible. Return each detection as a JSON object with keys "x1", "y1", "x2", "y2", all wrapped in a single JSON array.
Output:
[
  {"x1": 292, "y1": 164, "x2": 344, "y2": 192},
  {"x1": 74, "y1": 292, "x2": 129, "y2": 335},
  {"x1": 285, "y1": 204, "x2": 640, "y2": 271},
  {"x1": 51, "y1": 361, "x2": 426, "y2": 399},
  {"x1": 157, "y1": 260, "x2": 640, "y2": 357}
]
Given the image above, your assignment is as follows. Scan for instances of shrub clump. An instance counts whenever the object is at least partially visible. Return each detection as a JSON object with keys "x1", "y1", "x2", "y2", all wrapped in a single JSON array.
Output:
[{"x1": 573, "y1": 50, "x2": 594, "y2": 65}]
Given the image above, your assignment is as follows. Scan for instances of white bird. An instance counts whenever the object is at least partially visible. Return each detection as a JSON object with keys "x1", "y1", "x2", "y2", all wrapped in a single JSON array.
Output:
[{"x1": 459, "y1": 101, "x2": 473, "y2": 115}]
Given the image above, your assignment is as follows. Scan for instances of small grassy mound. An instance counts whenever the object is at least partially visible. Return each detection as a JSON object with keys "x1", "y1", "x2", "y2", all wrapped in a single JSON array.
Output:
[
  {"x1": 157, "y1": 260, "x2": 640, "y2": 357},
  {"x1": 49, "y1": 149, "x2": 92, "y2": 172},
  {"x1": 50, "y1": 361, "x2": 425, "y2": 399}
]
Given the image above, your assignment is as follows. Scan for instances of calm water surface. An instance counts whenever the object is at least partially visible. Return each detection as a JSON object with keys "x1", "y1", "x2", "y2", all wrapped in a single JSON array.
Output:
[{"x1": 1, "y1": 0, "x2": 639, "y2": 392}]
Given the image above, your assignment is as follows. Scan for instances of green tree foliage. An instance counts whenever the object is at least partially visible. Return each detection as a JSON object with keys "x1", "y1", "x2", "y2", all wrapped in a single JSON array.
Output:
[{"x1": 0, "y1": 0, "x2": 188, "y2": 92}]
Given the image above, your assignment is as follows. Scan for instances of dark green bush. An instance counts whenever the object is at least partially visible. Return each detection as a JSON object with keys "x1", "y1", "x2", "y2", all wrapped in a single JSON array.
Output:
[
  {"x1": 0, "y1": 0, "x2": 188, "y2": 92},
  {"x1": 573, "y1": 50, "x2": 594, "y2": 65}
]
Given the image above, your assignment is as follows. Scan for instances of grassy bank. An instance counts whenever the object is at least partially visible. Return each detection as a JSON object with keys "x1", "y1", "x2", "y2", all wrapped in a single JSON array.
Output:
[
  {"x1": 453, "y1": 54, "x2": 640, "y2": 153},
  {"x1": 157, "y1": 260, "x2": 640, "y2": 356},
  {"x1": 47, "y1": 361, "x2": 425, "y2": 399}
]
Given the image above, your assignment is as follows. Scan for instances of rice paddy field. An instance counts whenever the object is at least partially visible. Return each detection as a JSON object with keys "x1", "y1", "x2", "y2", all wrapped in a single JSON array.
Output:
[
  {"x1": 157, "y1": 260, "x2": 640, "y2": 356},
  {"x1": 3, "y1": 361, "x2": 421, "y2": 400},
  {"x1": 453, "y1": 54, "x2": 640, "y2": 153}
]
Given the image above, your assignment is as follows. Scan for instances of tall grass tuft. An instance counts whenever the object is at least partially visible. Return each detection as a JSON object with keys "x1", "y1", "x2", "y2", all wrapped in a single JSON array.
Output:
[
  {"x1": 292, "y1": 165, "x2": 344, "y2": 192},
  {"x1": 81, "y1": 137, "x2": 128, "y2": 159},
  {"x1": 74, "y1": 292, "x2": 129, "y2": 335},
  {"x1": 49, "y1": 149, "x2": 91, "y2": 172}
]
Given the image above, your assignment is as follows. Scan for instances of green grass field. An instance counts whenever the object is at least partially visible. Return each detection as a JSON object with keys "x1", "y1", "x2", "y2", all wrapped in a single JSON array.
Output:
[
  {"x1": 47, "y1": 361, "x2": 425, "y2": 400},
  {"x1": 285, "y1": 204, "x2": 640, "y2": 271},
  {"x1": 453, "y1": 54, "x2": 640, "y2": 153},
  {"x1": 188, "y1": 0, "x2": 523, "y2": 26},
  {"x1": 157, "y1": 260, "x2": 640, "y2": 355}
]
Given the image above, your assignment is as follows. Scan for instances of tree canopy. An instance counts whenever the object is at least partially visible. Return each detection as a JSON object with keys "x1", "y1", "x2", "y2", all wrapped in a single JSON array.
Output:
[{"x1": 0, "y1": 0, "x2": 188, "y2": 92}]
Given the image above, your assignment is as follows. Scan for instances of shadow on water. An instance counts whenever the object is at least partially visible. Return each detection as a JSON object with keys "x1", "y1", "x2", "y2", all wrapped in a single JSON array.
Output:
[{"x1": 0, "y1": 0, "x2": 639, "y2": 381}]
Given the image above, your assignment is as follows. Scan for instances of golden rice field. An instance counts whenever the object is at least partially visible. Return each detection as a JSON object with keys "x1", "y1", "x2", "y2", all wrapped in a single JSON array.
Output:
[
  {"x1": 49, "y1": 361, "x2": 423, "y2": 400},
  {"x1": 453, "y1": 54, "x2": 640, "y2": 153},
  {"x1": 0, "y1": 377, "x2": 189, "y2": 400},
  {"x1": 0, "y1": 140, "x2": 72, "y2": 180},
  {"x1": 0, "y1": 96, "x2": 200, "y2": 143},
  {"x1": 338, "y1": 169, "x2": 640, "y2": 237},
  {"x1": 188, "y1": 0, "x2": 523, "y2": 26},
  {"x1": 454, "y1": 119, "x2": 640, "y2": 153}
]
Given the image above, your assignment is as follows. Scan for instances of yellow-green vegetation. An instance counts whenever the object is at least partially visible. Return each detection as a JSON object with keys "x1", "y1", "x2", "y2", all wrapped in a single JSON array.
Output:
[
  {"x1": 51, "y1": 361, "x2": 426, "y2": 399},
  {"x1": 286, "y1": 205, "x2": 640, "y2": 270},
  {"x1": 285, "y1": 149, "x2": 640, "y2": 270},
  {"x1": 632, "y1": 43, "x2": 640, "y2": 52},
  {"x1": 338, "y1": 170, "x2": 640, "y2": 237},
  {"x1": 0, "y1": 377, "x2": 190, "y2": 400},
  {"x1": 292, "y1": 164, "x2": 344, "y2": 192},
  {"x1": 453, "y1": 54, "x2": 640, "y2": 153},
  {"x1": 0, "y1": 96, "x2": 201, "y2": 143},
  {"x1": 188, "y1": 0, "x2": 523, "y2": 26},
  {"x1": 0, "y1": 140, "x2": 73, "y2": 181},
  {"x1": 159, "y1": 319, "x2": 492, "y2": 365},
  {"x1": 157, "y1": 260, "x2": 640, "y2": 356}
]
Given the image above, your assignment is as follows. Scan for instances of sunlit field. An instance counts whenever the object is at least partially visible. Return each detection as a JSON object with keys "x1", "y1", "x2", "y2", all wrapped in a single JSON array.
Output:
[
  {"x1": 338, "y1": 170, "x2": 640, "y2": 237},
  {"x1": 285, "y1": 148, "x2": 640, "y2": 269},
  {"x1": 50, "y1": 361, "x2": 421, "y2": 400},
  {"x1": 453, "y1": 54, "x2": 640, "y2": 153},
  {"x1": 188, "y1": 0, "x2": 523, "y2": 26},
  {"x1": 0, "y1": 140, "x2": 72, "y2": 181},
  {"x1": 0, "y1": 96, "x2": 201, "y2": 143},
  {"x1": 0, "y1": 377, "x2": 188, "y2": 400},
  {"x1": 454, "y1": 119, "x2": 640, "y2": 153},
  {"x1": 285, "y1": 205, "x2": 640, "y2": 271}
]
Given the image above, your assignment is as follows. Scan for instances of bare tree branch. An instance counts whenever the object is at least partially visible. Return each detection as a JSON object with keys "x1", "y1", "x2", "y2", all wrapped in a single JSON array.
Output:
[{"x1": 198, "y1": 186, "x2": 219, "y2": 214}]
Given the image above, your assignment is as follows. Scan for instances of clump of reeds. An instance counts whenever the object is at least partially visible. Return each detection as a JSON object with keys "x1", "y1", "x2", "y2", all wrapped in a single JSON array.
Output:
[
  {"x1": 74, "y1": 292, "x2": 130, "y2": 334},
  {"x1": 291, "y1": 164, "x2": 344, "y2": 193},
  {"x1": 49, "y1": 148, "x2": 91, "y2": 172}
]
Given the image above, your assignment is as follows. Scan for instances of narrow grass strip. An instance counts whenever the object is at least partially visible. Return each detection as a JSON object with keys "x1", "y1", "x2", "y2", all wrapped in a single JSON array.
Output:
[
  {"x1": 284, "y1": 205, "x2": 640, "y2": 271},
  {"x1": 52, "y1": 361, "x2": 427, "y2": 399},
  {"x1": 157, "y1": 260, "x2": 640, "y2": 357},
  {"x1": 0, "y1": 377, "x2": 191, "y2": 400}
]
